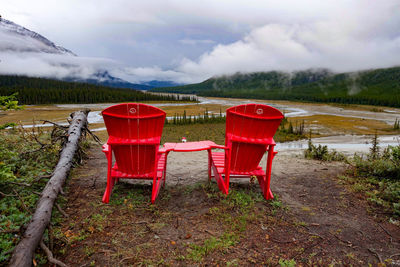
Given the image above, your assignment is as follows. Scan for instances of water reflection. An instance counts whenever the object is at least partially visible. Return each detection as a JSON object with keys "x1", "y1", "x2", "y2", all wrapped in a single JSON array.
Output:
[{"x1": 277, "y1": 135, "x2": 399, "y2": 155}]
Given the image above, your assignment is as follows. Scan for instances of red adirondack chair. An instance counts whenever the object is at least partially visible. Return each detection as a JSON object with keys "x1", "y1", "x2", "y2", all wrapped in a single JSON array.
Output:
[
  {"x1": 101, "y1": 103, "x2": 167, "y2": 204},
  {"x1": 208, "y1": 104, "x2": 284, "y2": 199}
]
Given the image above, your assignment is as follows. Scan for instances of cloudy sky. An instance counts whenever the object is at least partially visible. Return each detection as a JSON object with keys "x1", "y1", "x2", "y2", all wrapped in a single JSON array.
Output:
[{"x1": 2, "y1": 0, "x2": 400, "y2": 83}]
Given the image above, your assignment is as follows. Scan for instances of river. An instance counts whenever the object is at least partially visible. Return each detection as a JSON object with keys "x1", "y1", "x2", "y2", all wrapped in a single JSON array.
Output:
[{"x1": 19, "y1": 96, "x2": 400, "y2": 155}]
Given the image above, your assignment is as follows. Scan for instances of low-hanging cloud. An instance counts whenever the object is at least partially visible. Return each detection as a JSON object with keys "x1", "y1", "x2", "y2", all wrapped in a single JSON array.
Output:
[
  {"x1": 0, "y1": 52, "x2": 117, "y2": 80},
  {"x1": 188, "y1": 23, "x2": 399, "y2": 80},
  {"x1": 112, "y1": 66, "x2": 184, "y2": 83},
  {"x1": 2, "y1": 0, "x2": 400, "y2": 84},
  {"x1": 116, "y1": 1, "x2": 400, "y2": 84},
  {"x1": 124, "y1": 19, "x2": 400, "y2": 84}
]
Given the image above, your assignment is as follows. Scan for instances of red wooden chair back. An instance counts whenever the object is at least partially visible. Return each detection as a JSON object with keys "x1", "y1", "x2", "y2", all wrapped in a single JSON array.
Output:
[
  {"x1": 102, "y1": 103, "x2": 166, "y2": 176},
  {"x1": 225, "y1": 104, "x2": 284, "y2": 173}
]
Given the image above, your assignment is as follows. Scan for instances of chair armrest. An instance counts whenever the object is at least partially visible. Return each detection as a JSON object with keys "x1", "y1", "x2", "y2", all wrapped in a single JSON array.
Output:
[
  {"x1": 158, "y1": 147, "x2": 174, "y2": 154},
  {"x1": 270, "y1": 138, "x2": 276, "y2": 146},
  {"x1": 158, "y1": 143, "x2": 177, "y2": 153},
  {"x1": 102, "y1": 143, "x2": 110, "y2": 153},
  {"x1": 210, "y1": 144, "x2": 230, "y2": 150},
  {"x1": 158, "y1": 148, "x2": 167, "y2": 154}
]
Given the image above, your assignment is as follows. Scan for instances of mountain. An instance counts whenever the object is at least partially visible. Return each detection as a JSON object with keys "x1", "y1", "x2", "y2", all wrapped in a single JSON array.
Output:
[
  {"x1": 151, "y1": 67, "x2": 400, "y2": 107},
  {"x1": 0, "y1": 17, "x2": 161, "y2": 90},
  {"x1": 65, "y1": 71, "x2": 154, "y2": 90},
  {"x1": 151, "y1": 69, "x2": 333, "y2": 94},
  {"x1": 141, "y1": 80, "x2": 183, "y2": 88},
  {"x1": 71, "y1": 73, "x2": 183, "y2": 90},
  {"x1": 0, "y1": 18, "x2": 75, "y2": 55}
]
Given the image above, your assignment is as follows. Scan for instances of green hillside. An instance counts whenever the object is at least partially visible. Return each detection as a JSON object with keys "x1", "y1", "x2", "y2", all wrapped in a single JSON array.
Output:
[
  {"x1": 151, "y1": 67, "x2": 400, "y2": 107},
  {"x1": 0, "y1": 75, "x2": 195, "y2": 104}
]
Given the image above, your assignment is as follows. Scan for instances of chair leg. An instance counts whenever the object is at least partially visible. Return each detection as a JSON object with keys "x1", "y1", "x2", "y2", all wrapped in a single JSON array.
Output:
[
  {"x1": 151, "y1": 175, "x2": 163, "y2": 204},
  {"x1": 256, "y1": 174, "x2": 274, "y2": 200},
  {"x1": 102, "y1": 151, "x2": 114, "y2": 203},
  {"x1": 266, "y1": 187, "x2": 274, "y2": 200},
  {"x1": 224, "y1": 150, "x2": 231, "y2": 193},
  {"x1": 207, "y1": 149, "x2": 212, "y2": 181},
  {"x1": 102, "y1": 187, "x2": 110, "y2": 203},
  {"x1": 211, "y1": 163, "x2": 229, "y2": 194},
  {"x1": 151, "y1": 177, "x2": 157, "y2": 204},
  {"x1": 209, "y1": 151, "x2": 230, "y2": 194},
  {"x1": 162, "y1": 152, "x2": 169, "y2": 187},
  {"x1": 102, "y1": 175, "x2": 115, "y2": 203},
  {"x1": 262, "y1": 145, "x2": 276, "y2": 200},
  {"x1": 162, "y1": 171, "x2": 166, "y2": 187}
]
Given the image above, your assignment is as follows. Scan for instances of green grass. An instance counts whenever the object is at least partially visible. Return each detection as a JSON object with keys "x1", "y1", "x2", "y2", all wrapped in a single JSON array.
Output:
[
  {"x1": 0, "y1": 124, "x2": 93, "y2": 264},
  {"x1": 187, "y1": 233, "x2": 238, "y2": 262},
  {"x1": 109, "y1": 184, "x2": 150, "y2": 206},
  {"x1": 184, "y1": 183, "x2": 273, "y2": 262},
  {"x1": 0, "y1": 128, "x2": 61, "y2": 263},
  {"x1": 341, "y1": 144, "x2": 400, "y2": 217},
  {"x1": 278, "y1": 258, "x2": 297, "y2": 267}
]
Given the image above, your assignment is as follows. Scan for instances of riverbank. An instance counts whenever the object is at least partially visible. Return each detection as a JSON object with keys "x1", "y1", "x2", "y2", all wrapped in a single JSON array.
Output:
[{"x1": 1, "y1": 96, "x2": 399, "y2": 155}]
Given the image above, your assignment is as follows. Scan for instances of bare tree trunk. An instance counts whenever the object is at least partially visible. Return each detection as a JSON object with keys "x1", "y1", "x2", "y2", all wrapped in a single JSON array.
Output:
[{"x1": 9, "y1": 110, "x2": 90, "y2": 267}]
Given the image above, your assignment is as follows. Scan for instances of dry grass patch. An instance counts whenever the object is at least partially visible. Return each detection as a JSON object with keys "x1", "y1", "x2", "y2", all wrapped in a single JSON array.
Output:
[
  {"x1": 160, "y1": 104, "x2": 231, "y2": 116},
  {"x1": 0, "y1": 106, "x2": 79, "y2": 125},
  {"x1": 299, "y1": 115, "x2": 393, "y2": 135},
  {"x1": 161, "y1": 123, "x2": 226, "y2": 144}
]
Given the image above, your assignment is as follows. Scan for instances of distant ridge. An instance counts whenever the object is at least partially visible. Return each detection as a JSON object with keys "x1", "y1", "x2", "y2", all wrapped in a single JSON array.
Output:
[
  {"x1": 0, "y1": 74, "x2": 194, "y2": 104},
  {"x1": 65, "y1": 71, "x2": 154, "y2": 90},
  {"x1": 142, "y1": 80, "x2": 183, "y2": 88},
  {"x1": 151, "y1": 67, "x2": 400, "y2": 107}
]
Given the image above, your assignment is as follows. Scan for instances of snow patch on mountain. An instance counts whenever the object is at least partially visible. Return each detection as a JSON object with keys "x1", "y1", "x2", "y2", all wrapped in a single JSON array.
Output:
[{"x1": 0, "y1": 18, "x2": 75, "y2": 55}]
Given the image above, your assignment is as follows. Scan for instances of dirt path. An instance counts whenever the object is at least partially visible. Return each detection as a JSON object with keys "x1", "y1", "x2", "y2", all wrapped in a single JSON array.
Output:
[
  {"x1": 272, "y1": 156, "x2": 400, "y2": 265},
  {"x1": 55, "y1": 146, "x2": 400, "y2": 266}
]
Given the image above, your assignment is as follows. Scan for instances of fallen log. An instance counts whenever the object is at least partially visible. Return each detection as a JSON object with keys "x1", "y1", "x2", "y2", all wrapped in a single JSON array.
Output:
[{"x1": 9, "y1": 109, "x2": 90, "y2": 267}]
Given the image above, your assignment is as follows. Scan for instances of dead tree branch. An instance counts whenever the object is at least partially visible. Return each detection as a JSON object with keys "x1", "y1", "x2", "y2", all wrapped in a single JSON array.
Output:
[
  {"x1": 40, "y1": 240, "x2": 68, "y2": 267},
  {"x1": 54, "y1": 203, "x2": 69, "y2": 218}
]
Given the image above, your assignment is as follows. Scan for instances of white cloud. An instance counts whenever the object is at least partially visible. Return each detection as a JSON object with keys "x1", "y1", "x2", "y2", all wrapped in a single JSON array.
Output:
[
  {"x1": 0, "y1": 17, "x2": 117, "y2": 80},
  {"x1": 0, "y1": 52, "x2": 116, "y2": 80},
  {"x1": 1, "y1": 0, "x2": 400, "y2": 84},
  {"x1": 127, "y1": 1, "x2": 400, "y2": 83},
  {"x1": 179, "y1": 39, "x2": 215, "y2": 45},
  {"x1": 121, "y1": 15, "x2": 400, "y2": 84},
  {"x1": 113, "y1": 66, "x2": 184, "y2": 83}
]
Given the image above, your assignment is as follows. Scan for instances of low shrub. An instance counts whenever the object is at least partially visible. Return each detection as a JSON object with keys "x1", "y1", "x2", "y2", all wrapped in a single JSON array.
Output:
[
  {"x1": 346, "y1": 135, "x2": 400, "y2": 217},
  {"x1": 304, "y1": 138, "x2": 346, "y2": 162}
]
